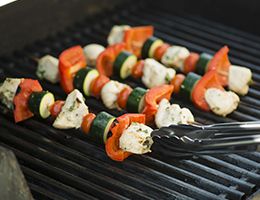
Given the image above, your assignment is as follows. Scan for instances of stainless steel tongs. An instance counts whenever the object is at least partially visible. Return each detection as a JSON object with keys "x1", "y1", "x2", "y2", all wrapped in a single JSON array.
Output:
[{"x1": 151, "y1": 121, "x2": 260, "y2": 157}]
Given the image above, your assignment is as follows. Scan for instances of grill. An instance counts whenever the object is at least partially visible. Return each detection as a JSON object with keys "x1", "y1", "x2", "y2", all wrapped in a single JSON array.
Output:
[{"x1": 0, "y1": 1, "x2": 260, "y2": 199}]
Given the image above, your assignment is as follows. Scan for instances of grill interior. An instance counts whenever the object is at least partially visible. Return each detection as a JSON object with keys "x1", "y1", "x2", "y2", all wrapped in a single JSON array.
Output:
[{"x1": 0, "y1": 1, "x2": 260, "y2": 200}]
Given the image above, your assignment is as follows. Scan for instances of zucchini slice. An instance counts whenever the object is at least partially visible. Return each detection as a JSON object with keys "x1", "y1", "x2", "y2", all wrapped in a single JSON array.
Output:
[
  {"x1": 89, "y1": 111, "x2": 115, "y2": 144},
  {"x1": 114, "y1": 51, "x2": 137, "y2": 79},
  {"x1": 28, "y1": 91, "x2": 55, "y2": 119},
  {"x1": 179, "y1": 72, "x2": 201, "y2": 100},
  {"x1": 74, "y1": 68, "x2": 99, "y2": 96},
  {"x1": 142, "y1": 36, "x2": 163, "y2": 58},
  {"x1": 195, "y1": 53, "x2": 213, "y2": 75},
  {"x1": 126, "y1": 87, "x2": 147, "y2": 113}
]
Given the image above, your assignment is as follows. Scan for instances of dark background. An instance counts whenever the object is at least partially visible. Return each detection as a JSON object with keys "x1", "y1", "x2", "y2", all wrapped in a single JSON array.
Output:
[{"x1": 0, "y1": 0, "x2": 260, "y2": 55}]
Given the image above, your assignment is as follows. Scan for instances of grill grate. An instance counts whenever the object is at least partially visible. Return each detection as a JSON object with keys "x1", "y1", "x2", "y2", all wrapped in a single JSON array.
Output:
[{"x1": 0, "y1": 1, "x2": 260, "y2": 200}]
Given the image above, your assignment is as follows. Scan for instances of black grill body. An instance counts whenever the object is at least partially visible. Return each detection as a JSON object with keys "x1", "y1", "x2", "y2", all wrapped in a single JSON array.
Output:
[{"x1": 0, "y1": 1, "x2": 260, "y2": 200}]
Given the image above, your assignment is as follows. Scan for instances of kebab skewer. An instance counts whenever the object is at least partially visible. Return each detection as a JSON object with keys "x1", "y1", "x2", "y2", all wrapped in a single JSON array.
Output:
[
  {"x1": 0, "y1": 78, "x2": 154, "y2": 162},
  {"x1": 106, "y1": 25, "x2": 253, "y2": 96}
]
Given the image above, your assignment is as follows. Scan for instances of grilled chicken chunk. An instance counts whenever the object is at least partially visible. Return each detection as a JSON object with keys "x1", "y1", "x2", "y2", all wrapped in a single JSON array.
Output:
[
  {"x1": 142, "y1": 58, "x2": 175, "y2": 88},
  {"x1": 53, "y1": 89, "x2": 89, "y2": 129},
  {"x1": 229, "y1": 65, "x2": 252, "y2": 96},
  {"x1": 155, "y1": 98, "x2": 194, "y2": 128},
  {"x1": 119, "y1": 122, "x2": 153, "y2": 154},
  {"x1": 101, "y1": 80, "x2": 127, "y2": 109},
  {"x1": 205, "y1": 88, "x2": 240, "y2": 116},
  {"x1": 107, "y1": 25, "x2": 130, "y2": 45},
  {"x1": 83, "y1": 44, "x2": 105, "y2": 66},
  {"x1": 161, "y1": 46, "x2": 190, "y2": 70},
  {"x1": 36, "y1": 55, "x2": 59, "y2": 84},
  {"x1": 0, "y1": 78, "x2": 22, "y2": 109}
]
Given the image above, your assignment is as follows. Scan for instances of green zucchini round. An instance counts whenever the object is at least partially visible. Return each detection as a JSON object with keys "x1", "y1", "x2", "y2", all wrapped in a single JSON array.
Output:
[
  {"x1": 89, "y1": 111, "x2": 115, "y2": 144},
  {"x1": 73, "y1": 68, "x2": 99, "y2": 96},
  {"x1": 28, "y1": 91, "x2": 55, "y2": 119},
  {"x1": 126, "y1": 87, "x2": 147, "y2": 113},
  {"x1": 195, "y1": 53, "x2": 213, "y2": 75},
  {"x1": 141, "y1": 36, "x2": 163, "y2": 59},
  {"x1": 113, "y1": 51, "x2": 137, "y2": 79},
  {"x1": 179, "y1": 72, "x2": 201, "y2": 100}
]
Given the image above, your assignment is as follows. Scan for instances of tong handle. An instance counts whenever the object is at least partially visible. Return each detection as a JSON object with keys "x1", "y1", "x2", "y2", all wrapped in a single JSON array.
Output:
[
  {"x1": 203, "y1": 121, "x2": 260, "y2": 132},
  {"x1": 182, "y1": 133, "x2": 260, "y2": 149},
  {"x1": 152, "y1": 121, "x2": 260, "y2": 156}
]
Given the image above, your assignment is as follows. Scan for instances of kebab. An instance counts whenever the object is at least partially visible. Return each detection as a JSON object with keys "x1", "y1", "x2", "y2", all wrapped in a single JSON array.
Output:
[
  {"x1": 0, "y1": 78, "x2": 155, "y2": 161},
  {"x1": 106, "y1": 25, "x2": 253, "y2": 96},
  {"x1": 97, "y1": 34, "x2": 241, "y2": 116},
  {"x1": 35, "y1": 45, "x2": 195, "y2": 127}
]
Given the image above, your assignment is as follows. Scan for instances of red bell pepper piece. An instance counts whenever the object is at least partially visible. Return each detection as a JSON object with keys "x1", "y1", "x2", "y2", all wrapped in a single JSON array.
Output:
[
  {"x1": 207, "y1": 46, "x2": 231, "y2": 86},
  {"x1": 142, "y1": 84, "x2": 174, "y2": 124},
  {"x1": 96, "y1": 43, "x2": 126, "y2": 77},
  {"x1": 105, "y1": 113, "x2": 146, "y2": 161},
  {"x1": 59, "y1": 45, "x2": 87, "y2": 94},
  {"x1": 123, "y1": 26, "x2": 154, "y2": 58},
  {"x1": 13, "y1": 79, "x2": 43, "y2": 123},
  {"x1": 192, "y1": 70, "x2": 224, "y2": 111}
]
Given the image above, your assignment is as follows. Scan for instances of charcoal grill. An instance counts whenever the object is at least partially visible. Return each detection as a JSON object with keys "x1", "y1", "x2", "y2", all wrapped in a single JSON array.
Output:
[{"x1": 0, "y1": 1, "x2": 260, "y2": 199}]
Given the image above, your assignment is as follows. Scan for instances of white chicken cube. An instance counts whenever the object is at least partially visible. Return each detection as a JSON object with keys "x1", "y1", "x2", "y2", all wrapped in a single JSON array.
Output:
[
  {"x1": 36, "y1": 55, "x2": 59, "y2": 84},
  {"x1": 101, "y1": 80, "x2": 127, "y2": 109},
  {"x1": 155, "y1": 98, "x2": 194, "y2": 128},
  {"x1": 161, "y1": 46, "x2": 190, "y2": 70},
  {"x1": 53, "y1": 89, "x2": 89, "y2": 129},
  {"x1": 119, "y1": 122, "x2": 153, "y2": 154},
  {"x1": 142, "y1": 58, "x2": 176, "y2": 89},
  {"x1": 228, "y1": 65, "x2": 252, "y2": 96},
  {"x1": 0, "y1": 78, "x2": 22, "y2": 109},
  {"x1": 205, "y1": 88, "x2": 240, "y2": 116},
  {"x1": 107, "y1": 25, "x2": 131, "y2": 45},
  {"x1": 83, "y1": 44, "x2": 105, "y2": 66}
]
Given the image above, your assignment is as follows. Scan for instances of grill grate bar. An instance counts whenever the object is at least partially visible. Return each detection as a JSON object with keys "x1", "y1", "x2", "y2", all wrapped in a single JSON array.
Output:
[
  {"x1": 214, "y1": 154, "x2": 260, "y2": 174},
  {"x1": 240, "y1": 152, "x2": 260, "y2": 163},
  {"x1": 185, "y1": 14, "x2": 260, "y2": 44},
  {"x1": 133, "y1": 156, "x2": 246, "y2": 200},
  {"x1": 22, "y1": 166, "x2": 98, "y2": 200},
  {"x1": 28, "y1": 183, "x2": 66, "y2": 200},
  {"x1": 197, "y1": 156, "x2": 260, "y2": 185},
  {"x1": 172, "y1": 159, "x2": 256, "y2": 195},
  {"x1": 142, "y1": 7, "x2": 260, "y2": 56}
]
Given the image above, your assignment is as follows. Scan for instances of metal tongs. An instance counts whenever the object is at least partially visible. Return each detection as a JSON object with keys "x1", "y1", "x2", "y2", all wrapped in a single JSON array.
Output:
[{"x1": 152, "y1": 121, "x2": 260, "y2": 157}]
